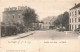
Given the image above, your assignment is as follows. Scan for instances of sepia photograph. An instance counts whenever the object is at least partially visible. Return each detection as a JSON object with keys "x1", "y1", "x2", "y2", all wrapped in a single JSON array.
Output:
[
  {"x1": 0, "y1": 0, "x2": 80, "y2": 52},
  {"x1": 0, "y1": 0, "x2": 80, "y2": 40}
]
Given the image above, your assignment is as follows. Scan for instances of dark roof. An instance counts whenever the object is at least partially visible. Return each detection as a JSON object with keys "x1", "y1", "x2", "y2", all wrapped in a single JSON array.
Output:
[{"x1": 70, "y1": 3, "x2": 80, "y2": 10}]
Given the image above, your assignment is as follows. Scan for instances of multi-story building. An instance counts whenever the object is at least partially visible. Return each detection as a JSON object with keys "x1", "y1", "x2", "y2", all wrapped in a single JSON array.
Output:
[
  {"x1": 42, "y1": 16, "x2": 56, "y2": 29},
  {"x1": 69, "y1": 3, "x2": 80, "y2": 31},
  {"x1": 3, "y1": 6, "x2": 27, "y2": 26}
]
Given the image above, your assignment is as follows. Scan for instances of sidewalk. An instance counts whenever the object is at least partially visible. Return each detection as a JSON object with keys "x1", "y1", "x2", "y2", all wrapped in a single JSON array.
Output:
[
  {"x1": 64, "y1": 31, "x2": 74, "y2": 33},
  {"x1": 1, "y1": 31, "x2": 35, "y2": 40}
]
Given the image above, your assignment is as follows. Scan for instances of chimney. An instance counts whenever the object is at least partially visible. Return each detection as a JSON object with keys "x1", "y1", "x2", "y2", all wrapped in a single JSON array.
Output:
[{"x1": 75, "y1": 3, "x2": 77, "y2": 6}]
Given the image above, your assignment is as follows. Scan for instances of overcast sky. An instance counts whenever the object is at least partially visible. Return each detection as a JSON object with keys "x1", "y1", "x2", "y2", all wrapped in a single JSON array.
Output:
[{"x1": 0, "y1": 0, "x2": 80, "y2": 21}]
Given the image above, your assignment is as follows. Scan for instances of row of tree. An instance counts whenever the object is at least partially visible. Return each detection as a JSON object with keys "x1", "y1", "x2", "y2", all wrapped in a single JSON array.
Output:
[
  {"x1": 22, "y1": 8, "x2": 69, "y2": 31},
  {"x1": 53, "y1": 11, "x2": 69, "y2": 30}
]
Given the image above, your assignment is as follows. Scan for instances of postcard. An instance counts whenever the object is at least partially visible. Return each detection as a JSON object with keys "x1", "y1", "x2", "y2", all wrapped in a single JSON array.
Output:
[{"x1": 0, "y1": 0, "x2": 80, "y2": 52}]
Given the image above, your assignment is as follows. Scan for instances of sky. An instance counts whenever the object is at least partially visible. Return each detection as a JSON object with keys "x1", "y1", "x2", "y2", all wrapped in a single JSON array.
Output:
[{"x1": 0, "y1": 0, "x2": 80, "y2": 21}]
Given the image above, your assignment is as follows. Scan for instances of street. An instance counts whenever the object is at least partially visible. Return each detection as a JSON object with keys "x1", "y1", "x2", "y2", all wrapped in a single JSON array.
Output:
[
  {"x1": 1, "y1": 30, "x2": 80, "y2": 52},
  {"x1": 1, "y1": 30, "x2": 80, "y2": 40}
]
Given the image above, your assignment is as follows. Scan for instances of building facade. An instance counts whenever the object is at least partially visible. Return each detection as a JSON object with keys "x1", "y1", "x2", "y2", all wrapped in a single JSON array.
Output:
[
  {"x1": 42, "y1": 16, "x2": 56, "y2": 29},
  {"x1": 32, "y1": 22, "x2": 43, "y2": 30},
  {"x1": 3, "y1": 6, "x2": 27, "y2": 26},
  {"x1": 69, "y1": 3, "x2": 80, "y2": 31}
]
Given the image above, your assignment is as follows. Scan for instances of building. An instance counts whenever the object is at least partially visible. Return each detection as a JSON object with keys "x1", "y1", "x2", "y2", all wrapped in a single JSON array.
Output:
[
  {"x1": 69, "y1": 3, "x2": 80, "y2": 31},
  {"x1": 32, "y1": 21, "x2": 43, "y2": 30},
  {"x1": 38, "y1": 22, "x2": 44, "y2": 29},
  {"x1": 42, "y1": 16, "x2": 56, "y2": 29},
  {"x1": 2, "y1": 6, "x2": 27, "y2": 26},
  {"x1": 32, "y1": 22, "x2": 39, "y2": 30}
]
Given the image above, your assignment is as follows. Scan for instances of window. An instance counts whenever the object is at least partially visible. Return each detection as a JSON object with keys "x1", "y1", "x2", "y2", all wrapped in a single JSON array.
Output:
[
  {"x1": 13, "y1": 16, "x2": 14, "y2": 19},
  {"x1": 72, "y1": 12, "x2": 74, "y2": 16},
  {"x1": 78, "y1": 10, "x2": 80, "y2": 15},
  {"x1": 46, "y1": 22, "x2": 47, "y2": 24},
  {"x1": 78, "y1": 18, "x2": 80, "y2": 22},
  {"x1": 72, "y1": 25, "x2": 73, "y2": 30},
  {"x1": 70, "y1": 12, "x2": 71, "y2": 16},
  {"x1": 69, "y1": 24, "x2": 71, "y2": 30},
  {"x1": 75, "y1": 11, "x2": 77, "y2": 15},
  {"x1": 12, "y1": 14, "x2": 15, "y2": 19},
  {"x1": 75, "y1": 25, "x2": 76, "y2": 29},
  {"x1": 19, "y1": 15, "x2": 20, "y2": 18},
  {"x1": 70, "y1": 19, "x2": 71, "y2": 23},
  {"x1": 49, "y1": 22, "x2": 50, "y2": 24},
  {"x1": 78, "y1": 25, "x2": 80, "y2": 28},
  {"x1": 75, "y1": 18, "x2": 76, "y2": 22},
  {"x1": 72, "y1": 18, "x2": 73, "y2": 22}
]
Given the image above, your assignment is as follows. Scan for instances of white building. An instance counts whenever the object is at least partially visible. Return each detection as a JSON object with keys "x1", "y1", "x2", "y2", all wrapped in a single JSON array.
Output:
[
  {"x1": 42, "y1": 16, "x2": 56, "y2": 29},
  {"x1": 69, "y1": 3, "x2": 80, "y2": 31}
]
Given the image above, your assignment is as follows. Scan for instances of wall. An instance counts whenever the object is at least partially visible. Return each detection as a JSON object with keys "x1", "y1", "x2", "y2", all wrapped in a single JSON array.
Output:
[{"x1": 69, "y1": 7, "x2": 80, "y2": 31}]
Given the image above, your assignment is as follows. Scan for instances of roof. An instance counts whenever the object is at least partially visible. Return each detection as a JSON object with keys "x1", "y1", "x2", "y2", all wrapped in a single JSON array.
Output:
[
  {"x1": 50, "y1": 17, "x2": 56, "y2": 22},
  {"x1": 42, "y1": 16, "x2": 54, "y2": 22},
  {"x1": 70, "y1": 3, "x2": 80, "y2": 10},
  {"x1": 42, "y1": 16, "x2": 56, "y2": 22}
]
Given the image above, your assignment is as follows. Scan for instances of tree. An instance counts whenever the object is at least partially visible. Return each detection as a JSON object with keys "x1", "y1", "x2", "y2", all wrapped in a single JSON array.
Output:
[
  {"x1": 53, "y1": 19, "x2": 60, "y2": 26},
  {"x1": 62, "y1": 12, "x2": 69, "y2": 26},
  {"x1": 57, "y1": 14, "x2": 63, "y2": 24},
  {"x1": 62, "y1": 12, "x2": 69, "y2": 30},
  {"x1": 22, "y1": 7, "x2": 38, "y2": 28},
  {"x1": 53, "y1": 14, "x2": 63, "y2": 27},
  {"x1": 53, "y1": 11, "x2": 69, "y2": 30}
]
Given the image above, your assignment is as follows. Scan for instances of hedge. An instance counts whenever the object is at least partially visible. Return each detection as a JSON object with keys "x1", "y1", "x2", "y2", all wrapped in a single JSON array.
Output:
[{"x1": 1, "y1": 26, "x2": 18, "y2": 37}]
